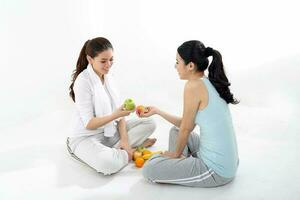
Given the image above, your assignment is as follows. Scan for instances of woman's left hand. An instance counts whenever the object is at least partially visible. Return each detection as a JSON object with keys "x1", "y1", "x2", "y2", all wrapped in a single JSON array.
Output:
[{"x1": 162, "y1": 151, "x2": 185, "y2": 159}]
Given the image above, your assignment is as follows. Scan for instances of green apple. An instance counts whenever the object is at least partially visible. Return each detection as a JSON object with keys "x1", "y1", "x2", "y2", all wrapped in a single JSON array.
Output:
[
  {"x1": 137, "y1": 145, "x2": 145, "y2": 153},
  {"x1": 124, "y1": 98, "x2": 136, "y2": 111}
]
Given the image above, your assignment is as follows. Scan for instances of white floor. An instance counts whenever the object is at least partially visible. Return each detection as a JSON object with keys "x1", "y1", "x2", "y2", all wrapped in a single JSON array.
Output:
[{"x1": 1, "y1": 65, "x2": 300, "y2": 200}]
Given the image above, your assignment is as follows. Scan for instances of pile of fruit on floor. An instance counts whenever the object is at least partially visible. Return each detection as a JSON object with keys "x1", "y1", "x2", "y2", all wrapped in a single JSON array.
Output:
[{"x1": 133, "y1": 146, "x2": 162, "y2": 168}]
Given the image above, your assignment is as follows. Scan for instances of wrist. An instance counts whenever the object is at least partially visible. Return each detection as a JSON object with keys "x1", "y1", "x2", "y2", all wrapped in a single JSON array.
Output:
[
  {"x1": 155, "y1": 108, "x2": 161, "y2": 115},
  {"x1": 112, "y1": 112, "x2": 121, "y2": 119},
  {"x1": 120, "y1": 138, "x2": 129, "y2": 145},
  {"x1": 175, "y1": 152, "x2": 182, "y2": 158}
]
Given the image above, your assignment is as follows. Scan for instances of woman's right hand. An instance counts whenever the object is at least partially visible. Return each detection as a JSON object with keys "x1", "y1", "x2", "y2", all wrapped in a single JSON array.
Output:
[
  {"x1": 139, "y1": 106, "x2": 158, "y2": 118},
  {"x1": 113, "y1": 105, "x2": 133, "y2": 118}
]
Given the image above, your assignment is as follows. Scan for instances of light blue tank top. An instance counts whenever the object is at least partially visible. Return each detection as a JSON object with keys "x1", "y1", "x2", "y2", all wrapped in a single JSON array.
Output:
[{"x1": 195, "y1": 77, "x2": 239, "y2": 178}]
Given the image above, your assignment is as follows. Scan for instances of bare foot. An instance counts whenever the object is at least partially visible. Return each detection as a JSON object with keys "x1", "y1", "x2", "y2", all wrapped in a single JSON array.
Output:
[{"x1": 142, "y1": 138, "x2": 157, "y2": 148}]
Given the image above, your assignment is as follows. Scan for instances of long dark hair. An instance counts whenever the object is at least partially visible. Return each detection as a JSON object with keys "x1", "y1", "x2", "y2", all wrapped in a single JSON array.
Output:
[
  {"x1": 177, "y1": 40, "x2": 239, "y2": 104},
  {"x1": 69, "y1": 37, "x2": 113, "y2": 102}
]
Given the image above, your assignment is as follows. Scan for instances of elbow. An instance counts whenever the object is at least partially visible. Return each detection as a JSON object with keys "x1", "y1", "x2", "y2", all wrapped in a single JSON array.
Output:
[
  {"x1": 181, "y1": 128, "x2": 192, "y2": 135},
  {"x1": 176, "y1": 119, "x2": 182, "y2": 128},
  {"x1": 85, "y1": 124, "x2": 94, "y2": 130},
  {"x1": 85, "y1": 119, "x2": 96, "y2": 130},
  {"x1": 180, "y1": 124, "x2": 195, "y2": 134},
  {"x1": 86, "y1": 124, "x2": 95, "y2": 130}
]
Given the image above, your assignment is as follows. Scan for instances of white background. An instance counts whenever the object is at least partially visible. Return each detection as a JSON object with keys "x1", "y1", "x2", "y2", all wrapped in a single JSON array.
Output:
[{"x1": 1, "y1": 0, "x2": 300, "y2": 199}]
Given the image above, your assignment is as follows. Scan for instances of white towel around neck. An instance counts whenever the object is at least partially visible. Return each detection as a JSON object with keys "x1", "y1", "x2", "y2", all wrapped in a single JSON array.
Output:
[{"x1": 87, "y1": 64, "x2": 121, "y2": 137}]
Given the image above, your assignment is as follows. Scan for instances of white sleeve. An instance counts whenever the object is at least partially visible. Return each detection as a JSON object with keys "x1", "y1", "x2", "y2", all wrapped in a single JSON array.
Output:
[{"x1": 73, "y1": 77, "x2": 94, "y2": 128}]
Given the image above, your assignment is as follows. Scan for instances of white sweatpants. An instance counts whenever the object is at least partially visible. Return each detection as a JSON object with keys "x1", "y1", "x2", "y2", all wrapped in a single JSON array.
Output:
[{"x1": 67, "y1": 118, "x2": 156, "y2": 175}]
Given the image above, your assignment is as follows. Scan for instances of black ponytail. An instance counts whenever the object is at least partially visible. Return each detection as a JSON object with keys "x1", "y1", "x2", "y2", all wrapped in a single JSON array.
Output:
[
  {"x1": 69, "y1": 37, "x2": 113, "y2": 102},
  {"x1": 206, "y1": 48, "x2": 239, "y2": 104},
  {"x1": 177, "y1": 40, "x2": 239, "y2": 104}
]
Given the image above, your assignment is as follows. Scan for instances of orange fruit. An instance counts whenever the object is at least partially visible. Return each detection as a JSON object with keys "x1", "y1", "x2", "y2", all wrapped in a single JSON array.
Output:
[
  {"x1": 142, "y1": 149, "x2": 152, "y2": 156},
  {"x1": 135, "y1": 157, "x2": 145, "y2": 168}
]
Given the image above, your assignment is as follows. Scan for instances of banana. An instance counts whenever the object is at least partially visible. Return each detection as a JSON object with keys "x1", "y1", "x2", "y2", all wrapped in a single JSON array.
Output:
[
  {"x1": 142, "y1": 154, "x2": 152, "y2": 160},
  {"x1": 151, "y1": 151, "x2": 163, "y2": 155},
  {"x1": 142, "y1": 151, "x2": 163, "y2": 160}
]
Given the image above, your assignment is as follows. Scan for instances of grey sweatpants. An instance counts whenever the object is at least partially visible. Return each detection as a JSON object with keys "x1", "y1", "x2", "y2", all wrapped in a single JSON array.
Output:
[
  {"x1": 143, "y1": 126, "x2": 234, "y2": 187},
  {"x1": 67, "y1": 118, "x2": 156, "y2": 175}
]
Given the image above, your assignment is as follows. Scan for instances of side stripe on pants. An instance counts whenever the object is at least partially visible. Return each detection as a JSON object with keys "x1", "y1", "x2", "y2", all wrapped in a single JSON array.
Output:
[{"x1": 154, "y1": 168, "x2": 214, "y2": 184}]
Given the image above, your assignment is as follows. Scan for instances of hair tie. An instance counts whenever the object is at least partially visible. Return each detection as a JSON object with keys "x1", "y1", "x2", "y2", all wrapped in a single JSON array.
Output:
[{"x1": 205, "y1": 47, "x2": 214, "y2": 57}]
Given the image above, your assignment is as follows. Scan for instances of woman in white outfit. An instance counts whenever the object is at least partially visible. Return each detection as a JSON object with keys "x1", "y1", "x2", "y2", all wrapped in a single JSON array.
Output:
[{"x1": 67, "y1": 37, "x2": 156, "y2": 175}]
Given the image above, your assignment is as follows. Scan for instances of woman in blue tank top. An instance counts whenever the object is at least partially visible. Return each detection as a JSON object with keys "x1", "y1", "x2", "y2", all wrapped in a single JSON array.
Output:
[{"x1": 140, "y1": 40, "x2": 240, "y2": 187}]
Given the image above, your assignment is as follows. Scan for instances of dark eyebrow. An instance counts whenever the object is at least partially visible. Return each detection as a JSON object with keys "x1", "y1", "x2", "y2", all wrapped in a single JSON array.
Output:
[{"x1": 101, "y1": 57, "x2": 114, "y2": 61}]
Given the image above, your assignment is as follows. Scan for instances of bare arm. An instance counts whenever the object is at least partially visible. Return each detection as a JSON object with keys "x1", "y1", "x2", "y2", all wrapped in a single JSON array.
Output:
[
  {"x1": 139, "y1": 106, "x2": 182, "y2": 127},
  {"x1": 86, "y1": 113, "x2": 118, "y2": 130},
  {"x1": 174, "y1": 81, "x2": 201, "y2": 157},
  {"x1": 86, "y1": 106, "x2": 132, "y2": 130},
  {"x1": 117, "y1": 118, "x2": 129, "y2": 145},
  {"x1": 139, "y1": 106, "x2": 181, "y2": 127},
  {"x1": 74, "y1": 78, "x2": 132, "y2": 131},
  {"x1": 156, "y1": 109, "x2": 182, "y2": 128},
  {"x1": 117, "y1": 117, "x2": 133, "y2": 161}
]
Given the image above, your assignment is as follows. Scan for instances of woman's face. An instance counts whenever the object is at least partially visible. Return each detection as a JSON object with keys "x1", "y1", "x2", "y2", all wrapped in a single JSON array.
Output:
[
  {"x1": 175, "y1": 53, "x2": 190, "y2": 80},
  {"x1": 88, "y1": 48, "x2": 114, "y2": 75}
]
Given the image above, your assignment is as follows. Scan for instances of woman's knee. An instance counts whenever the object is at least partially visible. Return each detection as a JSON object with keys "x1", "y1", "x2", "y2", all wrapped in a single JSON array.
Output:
[
  {"x1": 142, "y1": 155, "x2": 163, "y2": 181},
  {"x1": 141, "y1": 118, "x2": 157, "y2": 133},
  {"x1": 169, "y1": 126, "x2": 179, "y2": 137},
  {"x1": 142, "y1": 159, "x2": 156, "y2": 181},
  {"x1": 95, "y1": 150, "x2": 128, "y2": 175}
]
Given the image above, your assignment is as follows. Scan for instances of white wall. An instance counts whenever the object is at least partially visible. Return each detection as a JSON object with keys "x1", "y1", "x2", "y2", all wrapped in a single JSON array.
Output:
[{"x1": 1, "y1": 0, "x2": 299, "y2": 130}]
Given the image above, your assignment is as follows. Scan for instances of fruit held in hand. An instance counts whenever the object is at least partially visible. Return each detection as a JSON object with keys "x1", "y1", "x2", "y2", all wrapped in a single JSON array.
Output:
[
  {"x1": 136, "y1": 105, "x2": 148, "y2": 115},
  {"x1": 124, "y1": 98, "x2": 136, "y2": 111},
  {"x1": 135, "y1": 157, "x2": 145, "y2": 168}
]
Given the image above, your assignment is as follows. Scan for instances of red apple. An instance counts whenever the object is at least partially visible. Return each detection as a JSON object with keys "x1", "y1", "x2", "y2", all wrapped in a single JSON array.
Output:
[{"x1": 135, "y1": 105, "x2": 146, "y2": 115}]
